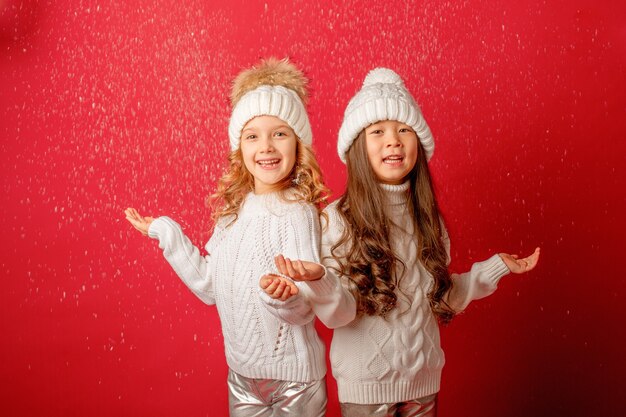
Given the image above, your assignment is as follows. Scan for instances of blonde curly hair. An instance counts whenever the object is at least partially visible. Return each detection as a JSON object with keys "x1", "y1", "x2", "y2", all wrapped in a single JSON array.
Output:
[
  {"x1": 210, "y1": 138, "x2": 329, "y2": 225},
  {"x1": 212, "y1": 57, "x2": 328, "y2": 224}
]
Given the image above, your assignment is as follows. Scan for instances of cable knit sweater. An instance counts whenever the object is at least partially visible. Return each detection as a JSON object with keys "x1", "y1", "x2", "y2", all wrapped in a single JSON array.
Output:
[
  {"x1": 324, "y1": 182, "x2": 511, "y2": 404},
  {"x1": 147, "y1": 190, "x2": 348, "y2": 383}
]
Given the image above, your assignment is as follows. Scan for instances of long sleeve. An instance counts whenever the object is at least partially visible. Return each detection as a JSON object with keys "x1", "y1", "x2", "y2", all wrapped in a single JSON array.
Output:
[
  {"x1": 255, "y1": 203, "x2": 316, "y2": 325},
  {"x1": 328, "y1": 182, "x2": 513, "y2": 404},
  {"x1": 313, "y1": 206, "x2": 357, "y2": 329},
  {"x1": 148, "y1": 216, "x2": 216, "y2": 305},
  {"x1": 145, "y1": 194, "x2": 327, "y2": 383},
  {"x1": 300, "y1": 265, "x2": 357, "y2": 329},
  {"x1": 258, "y1": 289, "x2": 315, "y2": 325},
  {"x1": 259, "y1": 202, "x2": 357, "y2": 328},
  {"x1": 441, "y1": 223, "x2": 510, "y2": 312}
]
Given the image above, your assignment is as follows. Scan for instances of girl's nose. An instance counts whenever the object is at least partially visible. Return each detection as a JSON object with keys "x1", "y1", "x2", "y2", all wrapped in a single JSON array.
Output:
[
  {"x1": 386, "y1": 132, "x2": 401, "y2": 147},
  {"x1": 259, "y1": 136, "x2": 275, "y2": 152}
]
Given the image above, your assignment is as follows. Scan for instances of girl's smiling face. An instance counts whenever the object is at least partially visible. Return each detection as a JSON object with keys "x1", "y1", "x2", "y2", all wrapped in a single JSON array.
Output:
[
  {"x1": 240, "y1": 115, "x2": 297, "y2": 194},
  {"x1": 364, "y1": 120, "x2": 419, "y2": 185}
]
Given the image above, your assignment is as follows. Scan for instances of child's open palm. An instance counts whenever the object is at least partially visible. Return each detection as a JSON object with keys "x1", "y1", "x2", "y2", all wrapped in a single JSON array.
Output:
[
  {"x1": 258, "y1": 255, "x2": 324, "y2": 302},
  {"x1": 260, "y1": 274, "x2": 299, "y2": 301},
  {"x1": 499, "y1": 247, "x2": 541, "y2": 274},
  {"x1": 273, "y1": 254, "x2": 324, "y2": 282},
  {"x1": 124, "y1": 207, "x2": 154, "y2": 236}
]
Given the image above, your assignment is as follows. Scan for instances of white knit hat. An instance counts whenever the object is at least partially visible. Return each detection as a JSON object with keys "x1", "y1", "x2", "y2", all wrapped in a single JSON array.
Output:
[
  {"x1": 337, "y1": 68, "x2": 434, "y2": 163},
  {"x1": 228, "y1": 58, "x2": 312, "y2": 151}
]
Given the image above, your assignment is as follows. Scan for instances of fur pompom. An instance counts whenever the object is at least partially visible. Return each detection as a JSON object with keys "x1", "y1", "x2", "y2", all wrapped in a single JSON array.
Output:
[{"x1": 230, "y1": 57, "x2": 308, "y2": 107}]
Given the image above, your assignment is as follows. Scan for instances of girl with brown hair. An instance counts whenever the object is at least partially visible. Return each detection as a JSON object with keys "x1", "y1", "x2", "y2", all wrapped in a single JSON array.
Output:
[{"x1": 265, "y1": 68, "x2": 540, "y2": 417}]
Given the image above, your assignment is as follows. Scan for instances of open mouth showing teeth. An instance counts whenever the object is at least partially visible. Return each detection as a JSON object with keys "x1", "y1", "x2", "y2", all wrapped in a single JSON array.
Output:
[
  {"x1": 383, "y1": 156, "x2": 404, "y2": 164},
  {"x1": 257, "y1": 159, "x2": 280, "y2": 167}
]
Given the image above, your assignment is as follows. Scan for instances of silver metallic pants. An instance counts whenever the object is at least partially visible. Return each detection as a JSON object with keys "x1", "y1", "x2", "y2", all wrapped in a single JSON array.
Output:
[
  {"x1": 340, "y1": 394, "x2": 437, "y2": 417},
  {"x1": 227, "y1": 369, "x2": 327, "y2": 417}
]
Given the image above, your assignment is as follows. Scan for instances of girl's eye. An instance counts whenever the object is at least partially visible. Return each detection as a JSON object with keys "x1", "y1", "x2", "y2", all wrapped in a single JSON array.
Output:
[
  {"x1": 368, "y1": 129, "x2": 383, "y2": 135},
  {"x1": 399, "y1": 128, "x2": 412, "y2": 133},
  {"x1": 274, "y1": 131, "x2": 286, "y2": 137},
  {"x1": 245, "y1": 134, "x2": 257, "y2": 140}
]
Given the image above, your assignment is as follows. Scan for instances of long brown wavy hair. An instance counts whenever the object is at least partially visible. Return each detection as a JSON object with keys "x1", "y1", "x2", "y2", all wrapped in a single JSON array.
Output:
[
  {"x1": 210, "y1": 138, "x2": 329, "y2": 225},
  {"x1": 331, "y1": 131, "x2": 455, "y2": 323}
]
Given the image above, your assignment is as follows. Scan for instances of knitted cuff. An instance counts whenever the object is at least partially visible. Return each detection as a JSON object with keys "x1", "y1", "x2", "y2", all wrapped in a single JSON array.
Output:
[
  {"x1": 302, "y1": 265, "x2": 338, "y2": 298},
  {"x1": 147, "y1": 216, "x2": 173, "y2": 240},
  {"x1": 475, "y1": 254, "x2": 510, "y2": 286}
]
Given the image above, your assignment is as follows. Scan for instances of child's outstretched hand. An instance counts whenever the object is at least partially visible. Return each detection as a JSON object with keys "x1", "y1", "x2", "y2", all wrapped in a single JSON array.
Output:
[
  {"x1": 124, "y1": 207, "x2": 154, "y2": 236},
  {"x1": 499, "y1": 247, "x2": 541, "y2": 274},
  {"x1": 274, "y1": 254, "x2": 324, "y2": 282},
  {"x1": 260, "y1": 274, "x2": 299, "y2": 301}
]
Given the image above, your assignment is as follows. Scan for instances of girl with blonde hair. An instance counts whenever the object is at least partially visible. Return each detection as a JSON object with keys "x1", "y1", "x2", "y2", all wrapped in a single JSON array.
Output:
[{"x1": 125, "y1": 58, "x2": 353, "y2": 417}]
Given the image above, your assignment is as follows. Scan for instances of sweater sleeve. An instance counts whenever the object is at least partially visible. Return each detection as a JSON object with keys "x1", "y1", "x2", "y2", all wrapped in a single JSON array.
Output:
[
  {"x1": 148, "y1": 216, "x2": 216, "y2": 305},
  {"x1": 257, "y1": 287, "x2": 315, "y2": 326},
  {"x1": 258, "y1": 203, "x2": 357, "y2": 328},
  {"x1": 313, "y1": 204, "x2": 358, "y2": 328},
  {"x1": 442, "y1": 223, "x2": 511, "y2": 312},
  {"x1": 255, "y1": 203, "x2": 316, "y2": 325},
  {"x1": 296, "y1": 204, "x2": 357, "y2": 328}
]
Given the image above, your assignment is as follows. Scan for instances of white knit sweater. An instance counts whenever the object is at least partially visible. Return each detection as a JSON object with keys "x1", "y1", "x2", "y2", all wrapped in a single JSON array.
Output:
[
  {"x1": 324, "y1": 182, "x2": 511, "y2": 404},
  {"x1": 147, "y1": 190, "x2": 346, "y2": 383}
]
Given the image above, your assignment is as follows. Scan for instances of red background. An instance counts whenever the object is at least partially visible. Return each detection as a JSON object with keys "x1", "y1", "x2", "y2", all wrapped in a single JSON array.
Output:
[{"x1": 1, "y1": 0, "x2": 625, "y2": 416}]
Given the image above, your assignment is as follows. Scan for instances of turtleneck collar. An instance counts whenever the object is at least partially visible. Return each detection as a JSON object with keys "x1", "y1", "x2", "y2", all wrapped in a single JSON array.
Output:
[
  {"x1": 379, "y1": 181, "x2": 410, "y2": 207},
  {"x1": 241, "y1": 187, "x2": 298, "y2": 217}
]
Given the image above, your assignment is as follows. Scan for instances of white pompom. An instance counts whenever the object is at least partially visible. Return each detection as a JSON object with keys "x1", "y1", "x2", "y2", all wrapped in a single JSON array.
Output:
[{"x1": 362, "y1": 68, "x2": 404, "y2": 87}]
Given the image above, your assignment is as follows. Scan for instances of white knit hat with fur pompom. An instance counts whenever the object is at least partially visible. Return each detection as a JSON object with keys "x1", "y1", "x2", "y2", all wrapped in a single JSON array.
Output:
[
  {"x1": 228, "y1": 58, "x2": 312, "y2": 150},
  {"x1": 337, "y1": 68, "x2": 434, "y2": 163}
]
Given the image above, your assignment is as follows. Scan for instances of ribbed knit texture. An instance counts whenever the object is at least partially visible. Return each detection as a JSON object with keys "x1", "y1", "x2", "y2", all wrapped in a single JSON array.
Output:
[
  {"x1": 337, "y1": 68, "x2": 435, "y2": 163},
  {"x1": 148, "y1": 191, "x2": 326, "y2": 383},
  {"x1": 323, "y1": 182, "x2": 510, "y2": 404},
  {"x1": 228, "y1": 85, "x2": 312, "y2": 150}
]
